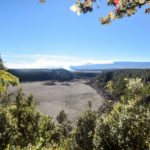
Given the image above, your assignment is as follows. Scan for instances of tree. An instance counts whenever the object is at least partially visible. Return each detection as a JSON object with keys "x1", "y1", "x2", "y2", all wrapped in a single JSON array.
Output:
[
  {"x1": 75, "y1": 109, "x2": 97, "y2": 150},
  {"x1": 56, "y1": 110, "x2": 72, "y2": 138},
  {"x1": 0, "y1": 89, "x2": 62, "y2": 149},
  {"x1": 94, "y1": 96, "x2": 150, "y2": 150},
  {"x1": 0, "y1": 54, "x2": 6, "y2": 70},
  {"x1": 94, "y1": 79, "x2": 150, "y2": 150},
  {"x1": 70, "y1": 0, "x2": 150, "y2": 24},
  {"x1": 57, "y1": 110, "x2": 68, "y2": 124},
  {"x1": 112, "y1": 77, "x2": 127, "y2": 98},
  {"x1": 0, "y1": 70, "x2": 19, "y2": 94},
  {"x1": 0, "y1": 55, "x2": 18, "y2": 94}
]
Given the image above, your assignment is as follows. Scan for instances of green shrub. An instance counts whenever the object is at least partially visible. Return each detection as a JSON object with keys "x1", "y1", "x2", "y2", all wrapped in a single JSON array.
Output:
[
  {"x1": 75, "y1": 109, "x2": 97, "y2": 150},
  {"x1": 56, "y1": 111, "x2": 72, "y2": 139},
  {"x1": 0, "y1": 90, "x2": 61, "y2": 149},
  {"x1": 94, "y1": 96, "x2": 150, "y2": 150},
  {"x1": 0, "y1": 70, "x2": 19, "y2": 94}
]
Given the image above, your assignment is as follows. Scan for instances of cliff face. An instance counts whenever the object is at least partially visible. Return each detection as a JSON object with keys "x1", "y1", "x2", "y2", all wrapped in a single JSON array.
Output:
[{"x1": 8, "y1": 69, "x2": 74, "y2": 82}]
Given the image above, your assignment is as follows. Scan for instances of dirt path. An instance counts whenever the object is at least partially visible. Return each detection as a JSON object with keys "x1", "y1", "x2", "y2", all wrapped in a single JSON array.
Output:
[{"x1": 15, "y1": 80, "x2": 104, "y2": 122}]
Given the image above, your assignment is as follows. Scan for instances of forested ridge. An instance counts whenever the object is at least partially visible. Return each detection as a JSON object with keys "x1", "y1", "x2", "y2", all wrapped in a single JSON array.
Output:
[
  {"x1": 8, "y1": 69, "x2": 99, "y2": 82},
  {"x1": 0, "y1": 57, "x2": 150, "y2": 149},
  {"x1": 9, "y1": 69, "x2": 74, "y2": 82},
  {"x1": 95, "y1": 69, "x2": 150, "y2": 99}
]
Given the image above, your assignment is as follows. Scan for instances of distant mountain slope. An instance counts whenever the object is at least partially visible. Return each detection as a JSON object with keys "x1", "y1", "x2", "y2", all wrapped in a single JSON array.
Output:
[
  {"x1": 71, "y1": 62, "x2": 150, "y2": 71},
  {"x1": 9, "y1": 69, "x2": 74, "y2": 82}
]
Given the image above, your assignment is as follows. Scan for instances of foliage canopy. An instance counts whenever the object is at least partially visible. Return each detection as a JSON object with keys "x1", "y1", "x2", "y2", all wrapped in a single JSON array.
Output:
[
  {"x1": 0, "y1": 70, "x2": 19, "y2": 94},
  {"x1": 70, "y1": 0, "x2": 150, "y2": 24}
]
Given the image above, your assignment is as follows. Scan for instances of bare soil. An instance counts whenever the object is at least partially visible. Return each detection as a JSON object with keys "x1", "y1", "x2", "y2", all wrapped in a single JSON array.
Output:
[{"x1": 12, "y1": 79, "x2": 104, "y2": 122}]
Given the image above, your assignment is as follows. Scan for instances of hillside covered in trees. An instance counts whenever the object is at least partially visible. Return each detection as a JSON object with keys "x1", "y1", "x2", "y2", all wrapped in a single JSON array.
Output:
[
  {"x1": 8, "y1": 69, "x2": 98, "y2": 82},
  {"x1": 9, "y1": 69, "x2": 74, "y2": 82},
  {"x1": 96, "y1": 69, "x2": 150, "y2": 97}
]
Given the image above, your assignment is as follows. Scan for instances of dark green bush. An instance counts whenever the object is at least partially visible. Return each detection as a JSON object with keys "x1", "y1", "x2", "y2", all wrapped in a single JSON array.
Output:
[{"x1": 75, "y1": 109, "x2": 97, "y2": 150}]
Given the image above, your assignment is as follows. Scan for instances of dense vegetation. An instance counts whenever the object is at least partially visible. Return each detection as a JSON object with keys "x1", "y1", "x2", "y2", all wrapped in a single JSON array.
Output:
[
  {"x1": 73, "y1": 71, "x2": 98, "y2": 79},
  {"x1": 8, "y1": 69, "x2": 98, "y2": 82},
  {"x1": 0, "y1": 57, "x2": 150, "y2": 150},
  {"x1": 0, "y1": 70, "x2": 19, "y2": 94},
  {"x1": 0, "y1": 90, "x2": 72, "y2": 149},
  {"x1": 96, "y1": 69, "x2": 150, "y2": 99}
]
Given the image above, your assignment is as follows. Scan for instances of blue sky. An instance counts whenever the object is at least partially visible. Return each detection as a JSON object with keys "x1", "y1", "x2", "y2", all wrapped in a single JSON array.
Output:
[{"x1": 0, "y1": 0, "x2": 150, "y2": 69}]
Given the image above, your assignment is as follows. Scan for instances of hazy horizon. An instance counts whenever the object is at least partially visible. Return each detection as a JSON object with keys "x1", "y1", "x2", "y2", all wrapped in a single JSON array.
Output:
[{"x1": 5, "y1": 59, "x2": 150, "y2": 70}]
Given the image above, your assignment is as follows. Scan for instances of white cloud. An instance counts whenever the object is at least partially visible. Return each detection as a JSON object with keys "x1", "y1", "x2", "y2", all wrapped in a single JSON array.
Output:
[{"x1": 4, "y1": 54, "x2": 114, "y2": 70}]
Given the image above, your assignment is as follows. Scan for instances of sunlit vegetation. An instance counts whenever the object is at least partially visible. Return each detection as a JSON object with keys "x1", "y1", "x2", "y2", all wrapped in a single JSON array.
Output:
[
  {"x1": 0, "y1": 70, "x2": 19, "y2": 94},
  {"x1": 96, "y1": 69, "x2": 150, "y2": 98},
  {"x1": 94, "y1": 79, "x2": 150, "y2": 150}
]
